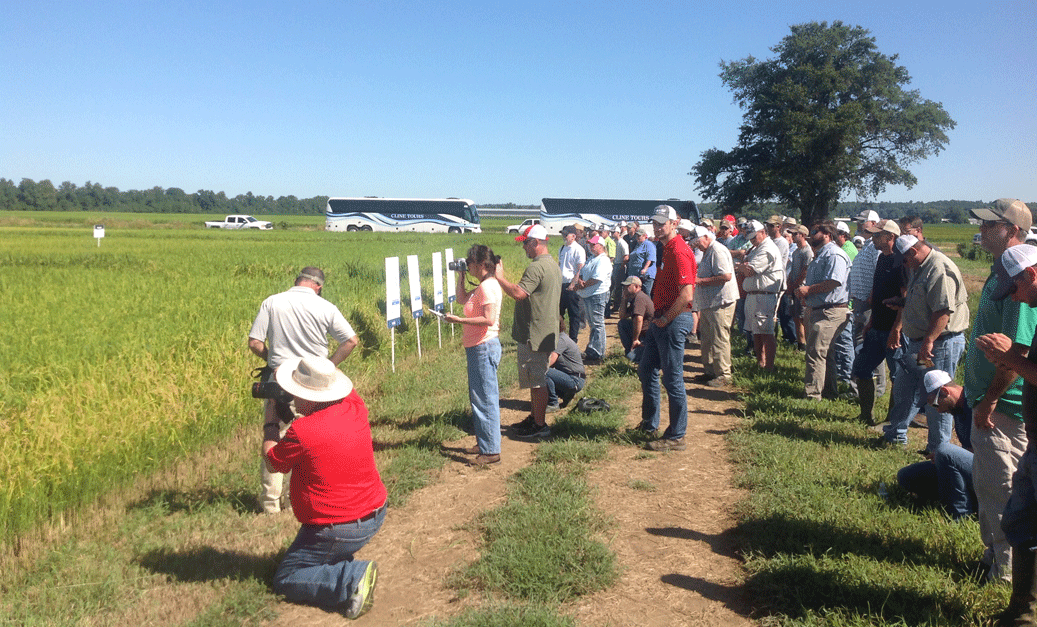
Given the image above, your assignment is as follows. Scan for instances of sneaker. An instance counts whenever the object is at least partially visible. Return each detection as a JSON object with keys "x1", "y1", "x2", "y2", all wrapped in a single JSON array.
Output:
[
  {"x1": 869, "y1": 435, "x2": 906, "y2": 450},
  {"x1": 546, "y1": 402, "x2": 561, "y2": 413},
  {"x1": 692, "y1": 373, "x2": 716, "y2": 383},
  {"x1": 344, "y1": 561, "x2": 378, "y2": 619},
  {"x1": 706, "y1": 377, "x2": 730, "y2": 388},
  {"x1": 515, "y1": 422, "x2": 552, "y2": 440},
  {"x1": 646, "y1": 437, "x2": 686, "y2": 452}
]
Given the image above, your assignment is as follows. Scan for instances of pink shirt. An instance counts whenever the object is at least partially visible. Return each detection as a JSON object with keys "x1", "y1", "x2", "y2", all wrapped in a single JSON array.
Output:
[{"x1": 462, "y1": 278, "x2": 502, "y2": 348}]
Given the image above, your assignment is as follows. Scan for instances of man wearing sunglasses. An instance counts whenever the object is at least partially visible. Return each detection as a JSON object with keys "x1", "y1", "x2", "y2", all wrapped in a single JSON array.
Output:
[{"x1": 963, "y1": 199, "x2": 1037, "y2": 586}]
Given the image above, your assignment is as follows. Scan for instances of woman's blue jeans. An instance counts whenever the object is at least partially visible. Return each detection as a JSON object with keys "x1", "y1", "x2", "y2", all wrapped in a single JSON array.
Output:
[
  {"x1": 466, "y1": 338, "x2": 501, "y2": 454},
  {"x1": 583, "y1": 292, "x2": 608, "y2": 359},
  {"x1": 273, "y1": 505, "x2": 387, "y2": 608}
]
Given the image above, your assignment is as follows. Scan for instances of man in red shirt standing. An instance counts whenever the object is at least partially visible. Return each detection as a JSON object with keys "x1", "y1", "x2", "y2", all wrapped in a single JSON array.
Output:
[
  {"x1": 265, "y1": 357, "x2": 387, "y2": 619},
  {"x1": 638, "y1": 205, "x2": 696, "y2": 451}
]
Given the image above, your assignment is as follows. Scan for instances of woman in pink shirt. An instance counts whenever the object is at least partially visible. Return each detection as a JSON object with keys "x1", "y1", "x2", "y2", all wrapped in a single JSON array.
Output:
[{"x1": 445, "y1": 245, "x2": 503, "y2": 465}]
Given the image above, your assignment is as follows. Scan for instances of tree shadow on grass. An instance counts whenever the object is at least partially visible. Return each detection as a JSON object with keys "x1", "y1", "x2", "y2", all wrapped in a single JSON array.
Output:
[
  {"x1": 737, "y1": 511, "x2": 960, "y2": 572},
  {"x1": 742, "y1": 557, "x2": 979, "y2": 625},
  {"x1": 136, "y1": 545, "x2": 277, "y2": 584}
]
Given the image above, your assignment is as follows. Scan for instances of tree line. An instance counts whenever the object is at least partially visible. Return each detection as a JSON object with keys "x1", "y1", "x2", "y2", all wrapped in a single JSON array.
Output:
[
  {"x1": 0, "y1": 178, "x2": 328, "y2": 215},
  {"x1": 696, "y1": 199, "x2": 1029, "y2": 225}
]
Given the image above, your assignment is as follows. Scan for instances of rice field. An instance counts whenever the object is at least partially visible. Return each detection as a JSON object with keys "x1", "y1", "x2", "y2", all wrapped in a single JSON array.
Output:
[{"x1": 0, "y1": 220, "x2": 522, "y2": 543}]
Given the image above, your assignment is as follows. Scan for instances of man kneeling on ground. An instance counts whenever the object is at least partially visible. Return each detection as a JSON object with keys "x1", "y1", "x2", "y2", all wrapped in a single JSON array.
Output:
[{"x1": 265, "y1": 357, "x2": 387, "y2": 619}]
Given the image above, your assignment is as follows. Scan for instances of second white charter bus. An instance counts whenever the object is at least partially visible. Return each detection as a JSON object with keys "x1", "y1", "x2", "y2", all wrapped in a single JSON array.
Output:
[
  {"x1": 325, "y1": 197, "x2": 482, "y2": 233},
  {"x1": 538, "y1": 198, "x2": 699, "y2": 235}
]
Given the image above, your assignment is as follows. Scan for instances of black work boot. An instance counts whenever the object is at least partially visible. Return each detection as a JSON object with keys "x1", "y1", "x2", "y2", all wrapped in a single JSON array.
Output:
[
  {"x1": 856, "y1": 376, "x2": 876, "y2": 425},
  {"x1": 997, "y1": 547, "x2": 1037, "y2": 627}
]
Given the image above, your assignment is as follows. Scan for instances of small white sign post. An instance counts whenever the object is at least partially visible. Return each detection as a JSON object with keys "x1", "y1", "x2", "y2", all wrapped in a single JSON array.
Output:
[
  {"x1": 385, "y1": 257, "x2": 402, "y2": 372},
  {"x1": 432, "y1": 252, "x2": 444, "y2": 348},
  {"x1": 407, "y1": 255, "x2": 424, "y2": 360},
  {"x1": 445, "y1": 248, "x2": 456, "y2": 338},
  {"x1": 93, "y1": 225, "x2": 105, "y2": 247}
]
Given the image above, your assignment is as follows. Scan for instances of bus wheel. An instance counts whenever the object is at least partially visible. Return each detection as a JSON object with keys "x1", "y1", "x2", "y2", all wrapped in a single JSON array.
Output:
[
  {"x1": 347, "y1": 225, "x2": 358, "y2": 232},
  {"x1": 361, "y1": 225, "x2": 373, "y2": 232},
  {"x1": 448, "y1": 227, "x2": 461, "y2": 234}
]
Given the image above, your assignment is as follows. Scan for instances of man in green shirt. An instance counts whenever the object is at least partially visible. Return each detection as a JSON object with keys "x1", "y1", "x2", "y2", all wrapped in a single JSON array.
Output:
[
  {"x1": 497, "y1": 224, "x2": 563, "y2": 439},
  {"x1": 964, "y1": 199, "x2": 1036, "y2": 583}
]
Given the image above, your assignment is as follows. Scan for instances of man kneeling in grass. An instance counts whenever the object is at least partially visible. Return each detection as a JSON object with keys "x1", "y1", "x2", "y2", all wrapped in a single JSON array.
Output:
[{"x1": 265, "y1": 357, "x2": 387, "y2": 619}]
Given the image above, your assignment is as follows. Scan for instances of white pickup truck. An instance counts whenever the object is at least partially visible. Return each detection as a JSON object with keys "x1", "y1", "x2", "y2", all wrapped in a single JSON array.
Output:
[{"x1": 204, "y1": 215, "x2": 274, "y2": 230}]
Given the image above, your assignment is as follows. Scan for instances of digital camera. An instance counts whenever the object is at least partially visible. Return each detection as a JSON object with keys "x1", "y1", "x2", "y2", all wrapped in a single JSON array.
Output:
[
  {"x1": 252, "y1": 380, "x2": 293, "y2": 403},
  {"x1": 448, "y1": 259, "x2": 468, "y2": 272}
]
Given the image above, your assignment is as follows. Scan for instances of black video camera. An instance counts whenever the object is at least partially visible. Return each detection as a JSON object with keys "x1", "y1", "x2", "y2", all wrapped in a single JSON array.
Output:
[{"x1": 252, "y1": 380, "x2": 293, "y2": 403}]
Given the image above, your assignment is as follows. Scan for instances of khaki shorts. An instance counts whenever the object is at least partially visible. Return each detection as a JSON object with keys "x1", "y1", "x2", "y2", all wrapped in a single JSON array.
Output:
[
  {"x1": 516, "y1": 341, "x2": 550, "y2": 389},
  {"x1": 744, "y1": 293, "x2": 779, "y2": 335}
]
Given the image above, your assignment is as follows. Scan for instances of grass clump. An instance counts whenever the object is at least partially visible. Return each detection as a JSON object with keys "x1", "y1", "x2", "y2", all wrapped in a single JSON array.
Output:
[
  {"x1": 458, "y1": 462, "x2": 617, "y2": 603},
  {"x1": 424, "y1": 602, "x2": 576, "y2": 627}
]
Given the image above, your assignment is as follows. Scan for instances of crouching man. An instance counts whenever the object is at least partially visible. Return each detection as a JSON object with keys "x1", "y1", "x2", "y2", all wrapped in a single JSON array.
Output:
[{"x1": 264, "y1": 357, "x2": 387, "y2": 619}]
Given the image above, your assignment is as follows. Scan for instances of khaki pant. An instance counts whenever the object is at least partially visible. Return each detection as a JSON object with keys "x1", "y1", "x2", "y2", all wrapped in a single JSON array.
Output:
[
  {"x1": 972, "y1": 412, "x2": 1027, "y2": 581},
  {"x1": 699, "y1": 302, "x2": 735, "y2": 379},
  {"x1": 804, "y1": 306, "x2": 850, "y2": 400},
  {"x1": 259, "y1": 398, "x2": 295, "y2": 514}
]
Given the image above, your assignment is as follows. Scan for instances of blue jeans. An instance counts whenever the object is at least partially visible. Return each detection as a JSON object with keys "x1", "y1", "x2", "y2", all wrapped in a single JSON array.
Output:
[
  {"x1": 884, "y1": 334, "x2": 966, "y2": 449},
  {"x1": 833, "y1": 319, "x2": 855, "y2": 387},
  {"x1": 560, "y1": 286, "x2": 582, "y2": 341},
  {"x1": 896, "y1": 443, "x2": 976, "y2": 520},
  {"x1": 852, "y1": 327, "x2": 901, "y2": 381},
  {"x1": 1003, "y1": 447, "x2": 1037, "y2": 549},
  {"x1": 618, "y1": 318, "x2": 645, "y2": 362},
  {"x1": 638, "y1": 311, "x2": 694, "y2": 440},
  {"x1": 546, "y1": 367, "x2": 585, "y2": 405},
  {"x1": 466, "y1": 338, "x2": 502, "y2": 455},
  {"x1": 273, "y1": 504, "x2": 387, "y2": 608},
  {"x1": 583, "y1": 292, "x2": 608, "y2": 359},
  {"x1": 778, "y1": 294, "x2": 797, "y2": 344}
]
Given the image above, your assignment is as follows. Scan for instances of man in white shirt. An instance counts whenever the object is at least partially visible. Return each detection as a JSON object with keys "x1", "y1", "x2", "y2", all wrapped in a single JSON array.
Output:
[{"x1": 558, "y1": 226, "x2": 586, "y2": 341}]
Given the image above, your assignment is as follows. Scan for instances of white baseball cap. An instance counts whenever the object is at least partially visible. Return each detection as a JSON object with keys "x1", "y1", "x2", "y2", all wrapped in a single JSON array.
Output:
[
  {"x1": 515, "y1": 223, "x2": 549, "y2": 242},
  {"x1": 923, "y1": 370, "x2": 952, "y2": 396},
  {"x1": 992, "y1": 244, "x2": 1037, "y2": 301},
  {"x1": 895, "y1": 234, "x2": 919, "y2": 254},
  {"x1": 652, "y1": 205, "x2": 678, "y2": 223},
  {"x1": 856, "y1": 209, "x2": 881, "y2": 223},
  {"x1": 836, "y1": 221, "x2": 851, "y2": 234}
]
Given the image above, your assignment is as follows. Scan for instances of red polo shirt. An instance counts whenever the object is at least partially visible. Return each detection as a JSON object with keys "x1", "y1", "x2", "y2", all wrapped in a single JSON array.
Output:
[
  {"x1": 652, "y1": 235, "x2": 696, "y2": 313},
  {"x1": 267, "y1": 390, "x2": 387, "y2": 525}
]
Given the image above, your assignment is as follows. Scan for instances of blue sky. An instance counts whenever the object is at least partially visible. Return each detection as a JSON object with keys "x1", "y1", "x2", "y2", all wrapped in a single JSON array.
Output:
[{"x1": 2, "y1": 0, "x2": 1034, "y2": 206}]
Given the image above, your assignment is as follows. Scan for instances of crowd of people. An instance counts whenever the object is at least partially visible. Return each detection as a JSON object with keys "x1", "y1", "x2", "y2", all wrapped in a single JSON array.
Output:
[{"x1": 244, "y1": 198, "x2": 1037, "y2": 625}]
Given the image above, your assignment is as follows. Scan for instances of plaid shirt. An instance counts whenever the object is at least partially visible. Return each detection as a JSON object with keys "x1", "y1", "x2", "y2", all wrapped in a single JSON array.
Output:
[{"x1": 847, "y1": 241, "x2": 880, "y2": 302}]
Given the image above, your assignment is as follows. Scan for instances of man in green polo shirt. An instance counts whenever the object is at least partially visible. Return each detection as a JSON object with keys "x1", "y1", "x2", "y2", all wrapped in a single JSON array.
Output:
[
  {"x1": 964, "y1": 199, "x2": 1037, "y2": 584},
  {"x1": 497, "y1": 224, "x2": 563, "y2": 439}
]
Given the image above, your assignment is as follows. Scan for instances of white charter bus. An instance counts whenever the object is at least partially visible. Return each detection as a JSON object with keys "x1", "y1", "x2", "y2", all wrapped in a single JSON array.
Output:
[
  {"x1": 325, "y1": 197, "x2": 482, "y2": 233},
  {"x1": 538, "y1": 198, "x2": 699, "y2": 235}
]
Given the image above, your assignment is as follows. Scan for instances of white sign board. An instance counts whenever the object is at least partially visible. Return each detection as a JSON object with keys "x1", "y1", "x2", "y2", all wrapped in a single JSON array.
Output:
[
  {"x1": 385, "y1": 257, "x2": 402, "y2": 329},
  {"x1": 445, "y1": 248, "x2": 456, "y2": 303},
  {"x1": 432, "y1": 252, "x2": 444, "y2": 311},
  {"x1": 93, "y1": 225, "x2": 105, "y2": 239},
  {"x1": 407, "y1": 255, "x2": 423, "y2": 319}
]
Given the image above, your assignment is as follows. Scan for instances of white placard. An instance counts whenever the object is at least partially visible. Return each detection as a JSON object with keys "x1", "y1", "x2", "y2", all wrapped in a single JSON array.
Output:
[
  {"x1": 407, "y1": 255, "x2": 423, "y2": 319},
  {"x1": 93, "y1": 225, "x2": 105, "y2": 239},
  {"x1": 432, "y1": 252, "x2": 444, "y2": 310},
  {"x1": 445, "y1": 248, "x2": 456, "y2": 303},
  {"x1": 385, "y1": 257, "x2": 402, "y2": 329}
]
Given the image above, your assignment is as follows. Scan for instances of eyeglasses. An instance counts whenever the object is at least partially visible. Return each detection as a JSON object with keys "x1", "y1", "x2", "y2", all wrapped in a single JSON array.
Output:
[{"x1": 982, "y1": 220, "x2": 1010, "y2": 229}]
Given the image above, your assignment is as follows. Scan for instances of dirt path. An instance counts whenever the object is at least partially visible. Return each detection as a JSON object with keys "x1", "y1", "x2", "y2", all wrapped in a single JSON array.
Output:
[{"x1": 266, "y1": 318, "x2": 753, "y2": 626}]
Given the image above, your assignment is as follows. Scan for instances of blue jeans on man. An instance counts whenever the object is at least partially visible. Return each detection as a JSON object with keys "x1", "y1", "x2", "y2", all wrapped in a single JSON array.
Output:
[
  {"x1": 465, "y1": 338, "x2": 501, "y2": 455},
  {"x1": 583, "y1": 292, "x2": 608, "y2": 360},
  {"x1": 896, "y1": 442, "x2": 976, "y2": 520},
  {"x1": 884, "y1": 334, "x2": 966, "y2": 450},
  {"x1": 637, "y1": 311, "x2": 694, "y2": 440},
  {"x1": 273, "y1": 504, "x2": 387, "y2": 608},
  {"x1": 560, "y1": 285, "x2": 582, "y2": 341},
  {"x1": 546, "y1": 368, "x2": 585, "y2": 407},
  {"x1": 618, "y1": 318, "x2": 644, "y2": 363}
]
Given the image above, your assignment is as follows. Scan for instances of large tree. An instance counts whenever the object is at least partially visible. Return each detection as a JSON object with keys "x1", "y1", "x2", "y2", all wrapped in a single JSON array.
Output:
[{"x1": 692, "y1": 21, "x2": 955, "y2": 226}]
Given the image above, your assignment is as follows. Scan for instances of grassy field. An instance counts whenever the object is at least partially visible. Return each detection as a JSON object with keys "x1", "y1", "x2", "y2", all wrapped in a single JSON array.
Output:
[
  {"x1": 0, "y1": 213, "x2": 998, "y2": 625},
  {"x1": 0, "y1": 220, "x2": 527, "y2": 544}
]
